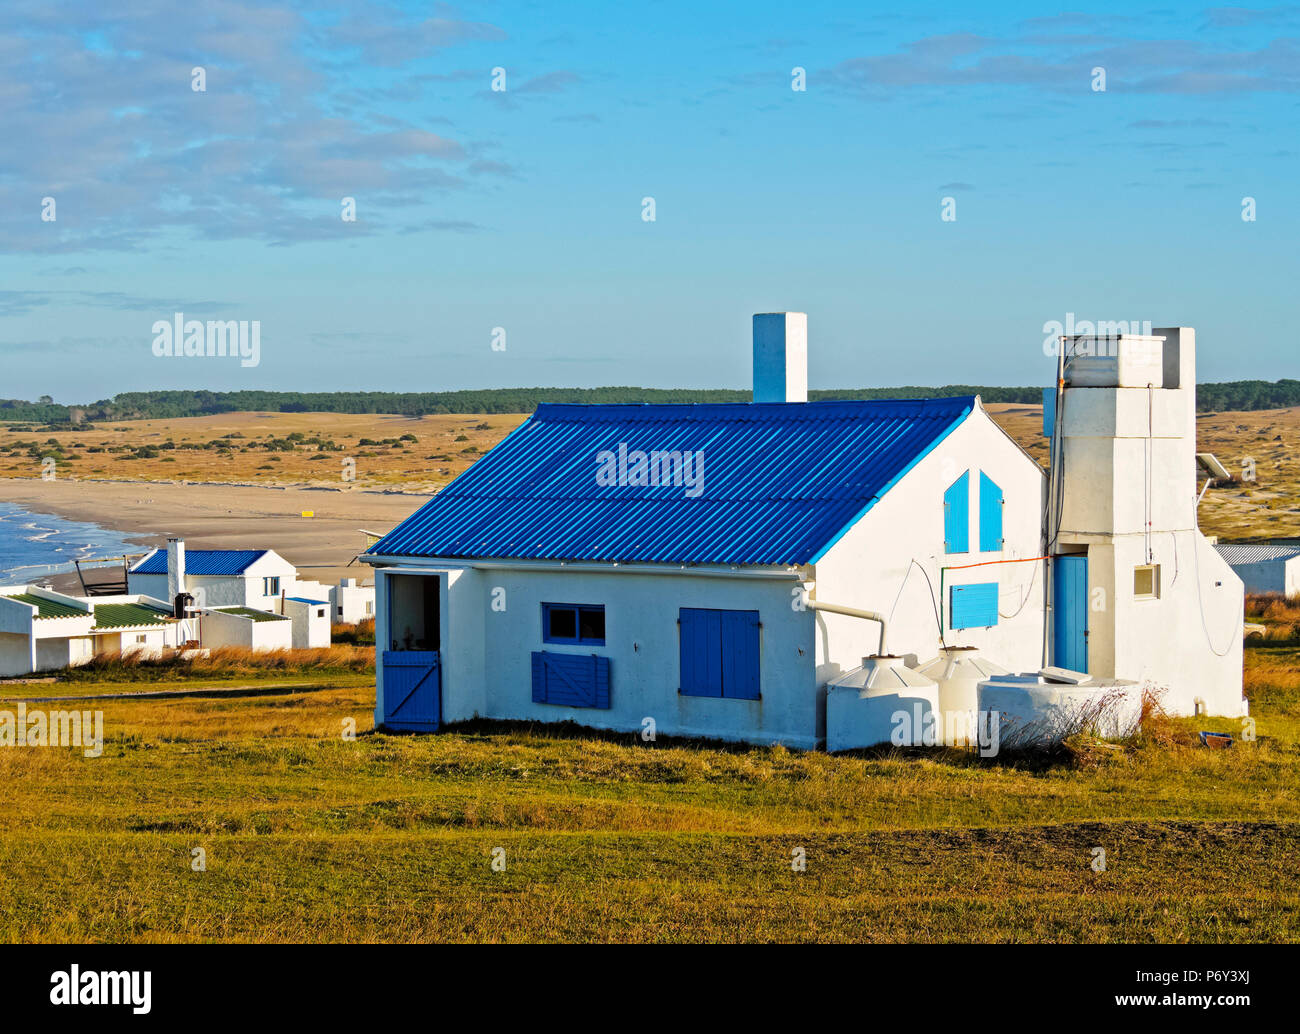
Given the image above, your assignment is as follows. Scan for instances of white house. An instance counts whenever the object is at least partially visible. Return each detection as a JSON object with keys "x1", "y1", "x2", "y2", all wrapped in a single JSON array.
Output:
[
  {"x1": 1214, "y1": 543, "x2": 1300, "y2": 598},
  {"x1": 129, "y1": 544, "x2": 298, "y2": 610},
  {"x1": 0, "y1": 585, "x2": 180, "y2": 676},
  {"x1": 331, "y1": 578, "x2": 375, "y2": 625},
  {"x1": 282, "y1": 596, "x2": 331, "y2": 648},
  {"x1": 362, "y1": 314, "x2": 1246, "y2": 748},
  {"x1": 128, "y1": 540, "x2": 363, "y2": 647}
]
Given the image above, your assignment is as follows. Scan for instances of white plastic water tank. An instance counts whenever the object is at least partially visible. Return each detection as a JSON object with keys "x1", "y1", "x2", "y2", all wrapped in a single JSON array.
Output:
[
  {"x1": 915, "y1": 646, "x2": 1010, "y2": 747},
  {"x1": 826, "y1": 655, "x2": 939, "y2": 752},
  {"x1": 976, "y1": 670, "x2": 1143, "y2": 750},
  {"x1": 1063, "y1": 334, "x2": 1165, "y2": 388}
]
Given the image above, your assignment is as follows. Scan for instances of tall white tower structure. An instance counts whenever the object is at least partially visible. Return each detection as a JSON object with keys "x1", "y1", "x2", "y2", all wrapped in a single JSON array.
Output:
[{"x1": 1046, "y1": 327, "x2": 1246, "y2": 717}]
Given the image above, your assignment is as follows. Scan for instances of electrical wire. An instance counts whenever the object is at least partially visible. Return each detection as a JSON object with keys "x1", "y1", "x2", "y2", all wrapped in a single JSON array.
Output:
[
  {"x1": 999, "y1": 558, "x2": 1042, "y2": 619},
  {"x1": 1191, "y1": 529, "x2": 1235, "y2": 658},
  {"x1": 888, "y1": 558, "x2": 946, "y2": 648}
]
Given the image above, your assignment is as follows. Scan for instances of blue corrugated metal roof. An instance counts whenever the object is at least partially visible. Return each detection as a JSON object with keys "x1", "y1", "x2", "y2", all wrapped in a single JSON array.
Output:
[
  {"x1": 131, "y1": 549, "x2": 268, "y2": 575},
  {"x1": 368, "y1": 397, "x2": 975, "y2": 566}
]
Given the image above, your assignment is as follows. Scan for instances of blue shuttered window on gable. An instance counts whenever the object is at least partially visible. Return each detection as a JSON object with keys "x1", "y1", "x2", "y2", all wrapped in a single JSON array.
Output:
[
  {"x1": 679, "y1": 608, "x2": 760, "y2": 700},
  {"x1": 979, "y1": 472, "x2": 1004, "y2": 552},
  {"x1": 944, "y1": 471, "x2": 970, "y2": 554},
  {"x1": 531, "y1": 651, "x2": 611, "y2": 708},
  {"x1": 950, "y1": 582, "x2": 999, "y2": 629}
]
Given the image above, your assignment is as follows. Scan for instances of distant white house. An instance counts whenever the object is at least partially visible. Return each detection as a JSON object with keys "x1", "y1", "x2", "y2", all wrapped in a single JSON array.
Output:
[
  {"x1": 282, "y1": 596, "x2": 331, "y2": 648},
  {"x1": 128, "y1": 545, "x2": 298, "y2": 610},
  {"x1": 1214, "y1": 543, "x2": 1300, "y2": 597},
  {"x1": 332, "y1": 577, "x2": 375, "y2": 625},
  {"x1": 0, "y1": 585, "x2": 180, "y2": 677},
  {"x1": 127, "y1": 540, "x2": 372, "y2": 648}
]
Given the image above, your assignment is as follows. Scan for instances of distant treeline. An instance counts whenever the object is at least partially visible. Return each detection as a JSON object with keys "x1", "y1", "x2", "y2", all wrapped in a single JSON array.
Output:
[{"x1": 3, "y1": 380, "x2": 1299, "y2": 423}]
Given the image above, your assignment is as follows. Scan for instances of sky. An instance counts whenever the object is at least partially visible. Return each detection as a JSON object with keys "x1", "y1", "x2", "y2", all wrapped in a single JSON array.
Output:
[{"x1": 0, "y1": 1, "x2": 1296, "y2": 402}]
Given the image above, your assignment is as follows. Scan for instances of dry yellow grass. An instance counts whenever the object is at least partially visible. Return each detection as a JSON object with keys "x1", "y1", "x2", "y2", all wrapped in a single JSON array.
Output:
[{"x1": 0, "y1": 411, "x2": 528, "y2": 491}]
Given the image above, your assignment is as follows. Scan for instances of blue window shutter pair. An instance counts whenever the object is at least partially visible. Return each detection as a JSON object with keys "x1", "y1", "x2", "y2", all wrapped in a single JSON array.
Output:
[
  {"x1": 679, "y1": 608, "x2": 760, "y2": 699},
  {"x1": 950, "y1": 582, "x2": 999, "y2": 629},
  {"x1": 531, "y1": 651, "x2": 611, "y2": 708},
  {"x1": 944, "y1": 471, "x2": 1003, "y2": 553}
]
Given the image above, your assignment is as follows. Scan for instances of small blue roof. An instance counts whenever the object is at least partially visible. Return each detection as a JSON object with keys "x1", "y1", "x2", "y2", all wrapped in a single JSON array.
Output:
[
  {"x1": 369, "y1": 397, "x2": 975, "y2": 567},
  {"x1": 131, "y1": 549, "x2": 268, "y2": 576},
  {"x1": 286, "y1": 596, "x2": 329, "y2": 605}
]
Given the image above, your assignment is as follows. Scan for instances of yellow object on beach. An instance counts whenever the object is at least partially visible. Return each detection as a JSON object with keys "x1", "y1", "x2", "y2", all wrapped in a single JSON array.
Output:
[{"x1": 301, "y1": 510, "x2": 314, "y2": 517}]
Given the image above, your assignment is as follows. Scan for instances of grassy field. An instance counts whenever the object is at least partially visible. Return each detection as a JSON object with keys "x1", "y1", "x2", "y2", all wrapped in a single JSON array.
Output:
[
  {"x1": 0, "y1": 411, "x2": 527, "y2": 492},
  {"x1": 5, "y1": 403, "x2": 1297, "y2": 538},
  {"x1": 2, "y1": 601, "x2": 1298, "y2": 943}
]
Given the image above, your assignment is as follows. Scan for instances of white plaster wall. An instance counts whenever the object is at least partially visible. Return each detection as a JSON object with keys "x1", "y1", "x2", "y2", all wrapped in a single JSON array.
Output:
[
  {"x1": 200, "y1": 610, "x2": 292, "y2": 651},
  {"x1": 130, "y1": 573, "x2": 247, "y2": 608},
  {"x1": 35, "y1": 637, "x2": 75, "y2": 671},
  {"x1": 1079, "y1": 532, "x2": 1244, "y2": 717},
  {"x1": 116, "y1": 627, "x2": 170, "y2": 658},
  {"x1": 0, "y1": 595, "x2": 36, "y2": 637},
  {"x1": 244, "y1": 555, "x2": 299, "y2": 609},
  {"x1": 283, "y1": 599, "x2": 331, "y2": 648},
  {"x1": 0, "y1": 631, "x2": 34, "y2": 676},
  {"x1": 331, "y1": 582, "x2": 375, "y2": 624},
  {"x1": 814, "y1": 404, "x2": 1049, "y2": 685},
  {"x1": 374, "y1": 562, "x2": 815, "y2": 747}
]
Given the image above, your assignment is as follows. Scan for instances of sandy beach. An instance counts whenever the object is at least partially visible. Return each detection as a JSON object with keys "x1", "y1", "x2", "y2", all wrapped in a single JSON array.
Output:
[{"x1": 0, "y1": 477, "x2": 431, "y2": 592}]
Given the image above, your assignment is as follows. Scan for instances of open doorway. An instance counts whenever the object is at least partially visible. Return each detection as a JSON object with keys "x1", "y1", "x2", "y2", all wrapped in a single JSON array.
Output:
[{"x1": 381, "y1": 573, "x2": 443, "y2": 731}]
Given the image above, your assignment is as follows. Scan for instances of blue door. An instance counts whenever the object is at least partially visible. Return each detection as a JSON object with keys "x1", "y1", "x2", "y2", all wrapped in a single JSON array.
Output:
[
  {"x1": 1053, "y1": 556, "x2": 1088, "y2": 673},
  {"x1": 382, "y1": 650, "x2": 441, "y2": 731}
]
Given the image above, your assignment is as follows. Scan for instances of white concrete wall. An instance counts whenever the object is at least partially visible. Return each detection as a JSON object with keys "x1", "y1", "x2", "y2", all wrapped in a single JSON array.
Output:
[
  {"x1": 0, "y1": 631, "x2": 34, "y2": 676},
  {"x1": 331, "y1": 580, "x2": 375, "y2": 625},
  {"x1": 199, "y1": 609, "x2": 293, "y2": 651},
  {"x1": 282, "y1": 598, "x2": 331, "y2": 648},
  {"x1": 113, "y1": 627, "x2": 172, "y2": 659},
  {"x1": 1082, "y1": 532, "x2": 1245, "y2": 716},
  {"x1": 814, "y1": 403, "x2": 1049, "y2": 686},
  {"x1": 130, "y1": 572, "x2": 245, "y2": 608},
  {"x1": 374, "y1": 562, "x2": 816, "y2": 748}
]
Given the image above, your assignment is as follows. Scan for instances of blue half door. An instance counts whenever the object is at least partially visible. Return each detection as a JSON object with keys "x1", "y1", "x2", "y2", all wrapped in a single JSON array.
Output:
[
  {"x1": 1052, "y1": 556, "x2": 1088, "y2": 673},
  {"x1": 382, "y1": 650, "x2": 441, "y2": 731}
]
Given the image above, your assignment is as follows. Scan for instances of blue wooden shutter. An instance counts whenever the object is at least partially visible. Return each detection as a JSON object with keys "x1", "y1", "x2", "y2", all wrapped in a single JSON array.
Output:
[
  {"x1": 950, "y1": 582, "x2": 999, "y2": 629},
  {"x1": 531, "y1": 651, "x2": 611, "y2": 708},
  {"x1": 979, "y1": 472, "x2": 1004, "y2": 552},
  {"x1": 944, "y1": 471, "x2": 970, "y2": 554},
  {"x1": 679, "y1": 608, "x2": 722, "y2": 696},
  {"x1": 719, "y1": 610, "x2": 761, "y2": 700}
]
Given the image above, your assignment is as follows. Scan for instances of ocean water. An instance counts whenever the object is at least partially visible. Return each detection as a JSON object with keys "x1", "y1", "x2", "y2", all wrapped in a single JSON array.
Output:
[{"x1": 0, "y1": 502, "x2": 145, "y2": 584}]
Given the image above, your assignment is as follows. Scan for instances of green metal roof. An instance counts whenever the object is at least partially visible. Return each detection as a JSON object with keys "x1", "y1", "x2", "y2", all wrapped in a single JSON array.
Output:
[
  {"x1": 91, "y1": 602, "x2": 175, "y2": 630},
  {"x1": 2, "y1": 593, "x2": 88, "y2": 620},
  {"x1": 215, "y1": 607, "x2": 289, "y2": 622}
]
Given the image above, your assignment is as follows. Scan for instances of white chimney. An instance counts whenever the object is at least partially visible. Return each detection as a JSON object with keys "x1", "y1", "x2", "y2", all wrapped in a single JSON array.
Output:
[
  {"x1": 166, "y1": 538, "x2": 186, "y2": 599},
  {"x1": 752, "y1": 312, "x2": 808, "y2": 403}
]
